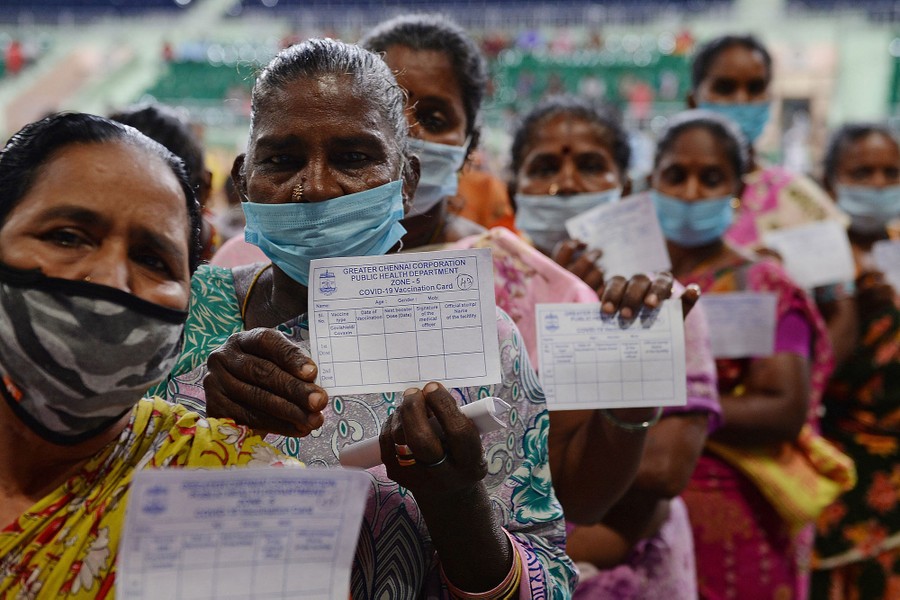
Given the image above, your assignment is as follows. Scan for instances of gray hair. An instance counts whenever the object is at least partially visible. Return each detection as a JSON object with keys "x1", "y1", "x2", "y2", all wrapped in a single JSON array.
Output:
[{"x1": 251, "y1": 38, "x2": 408, "y2": 154}]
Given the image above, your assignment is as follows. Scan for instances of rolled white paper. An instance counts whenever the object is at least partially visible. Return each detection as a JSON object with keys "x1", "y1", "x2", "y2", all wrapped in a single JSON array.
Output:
[{"x1": 338, "y1": 396, "x2": 511, "y2": 469}]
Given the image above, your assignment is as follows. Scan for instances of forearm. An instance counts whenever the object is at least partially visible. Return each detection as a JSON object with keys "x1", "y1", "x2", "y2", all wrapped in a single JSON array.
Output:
[
  {"x1": 549, "y1": 408, "x2": 651, "y2": 524},
  {"x1": 819, "y1": 297, "x2": 858, "y2": 367},
  {"x1": 569, "y1": 492, "x2": 670, "y2": 568},
  {"x1": 415, "y1": 483, "x2": 515, "y2": 593},
  {"x1": 712, "y1": 392, "x2": 806, "y2": 446}
]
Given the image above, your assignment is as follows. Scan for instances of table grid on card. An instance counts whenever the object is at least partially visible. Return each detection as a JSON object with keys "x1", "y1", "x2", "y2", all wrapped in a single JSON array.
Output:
[
  {"x1": 315, "y1": 300, "x2": 487, "y2": 389},
  {"x1": 540, "y1": 312, "x2": 678, "y2": 407},
  {"x1": 123, "y1": 520, "x2": 344, "y2": 599}
]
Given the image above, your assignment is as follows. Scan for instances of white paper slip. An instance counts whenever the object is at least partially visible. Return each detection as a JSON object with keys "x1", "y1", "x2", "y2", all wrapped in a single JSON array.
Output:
[
  {"x1": 308, "y1": 248, "x2": 501, "y2": 395},
  {"x1": 565, "y1": 194, "x2": 671, "y2": 277},
  {"x1": 699, "y1": 292, "x2": 778, "y2": 358},
  {"x1": 536, "y1": 301, "x2": 686, "y2": 410},
  {"x1": 762, "y1": 221, "x2": 855, "y2": 289},
  {"x1": 339, "y1": 396, "x2": 510, "y2": 468},
  {"x1": 873, "y1": 240, "x2": 900, "y2": 292},
  {"x1": 118, "y1": 467, "x2": 370, "y2": 600}
]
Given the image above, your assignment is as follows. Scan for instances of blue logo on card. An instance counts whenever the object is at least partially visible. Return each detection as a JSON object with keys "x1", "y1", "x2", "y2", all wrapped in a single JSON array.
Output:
[
  {"x1": 543, "y1": 313, "x2": 560, "y2": 332},
  {"x1": 319, "y1": 270, "x2": 337, "y2": 296}
]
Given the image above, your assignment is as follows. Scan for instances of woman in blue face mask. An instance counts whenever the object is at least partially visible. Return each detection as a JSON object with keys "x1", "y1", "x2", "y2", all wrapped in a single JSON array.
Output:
[
  {"x1": 653, "y1": 111, "x2": 841, "y2": 600},
  {"x1": 811, "y1": 124, "x2": 900, "y2": 600},
  {"x1": 688, "y1": 34, "x2": 846, "y2": 252},
  {"x1": 510, "y1": 96, "x2": 721, "y2": 600},
  {"x1": 149, "y1": 38, "x2": 583, "y2": 598},
  {"x1": 359, "y1": 15, "x2": 492, "y2": 246}
]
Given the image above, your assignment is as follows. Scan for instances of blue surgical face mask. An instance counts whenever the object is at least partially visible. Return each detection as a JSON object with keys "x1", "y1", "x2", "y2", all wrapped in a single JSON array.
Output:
[
  {"x1": 651, "y1": 189, "x2": 734, "y2": 247},
  {"x1": 407, "y1": 137, "x2": 468, "y2": 217},
  {"x1": 699, "y1": 101, "x2": 771, "y2": 143},
  {"x1": 836, "y1": 183, "x2": 900, "y2": 235},
  {"x1": 242, "y1": 180, "x2": 407, "y2": 286},
  {"x1": 515, "y1": 188, "x2": 622, "y2": 252}
]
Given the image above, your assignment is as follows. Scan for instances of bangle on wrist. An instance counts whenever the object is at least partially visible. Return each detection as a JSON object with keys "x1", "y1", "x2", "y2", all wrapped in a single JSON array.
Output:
[
  {"x1": 601, "y1": 406, "x2": 664, "y2": 431},
  {"x1": 441, "y1": 531, "x2": 522, "y2": 600}
]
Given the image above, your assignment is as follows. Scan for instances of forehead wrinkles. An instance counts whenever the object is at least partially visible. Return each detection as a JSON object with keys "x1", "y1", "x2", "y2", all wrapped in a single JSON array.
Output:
[{"x1": 531, "y1": 115, "x2": 614, "y2": 151}]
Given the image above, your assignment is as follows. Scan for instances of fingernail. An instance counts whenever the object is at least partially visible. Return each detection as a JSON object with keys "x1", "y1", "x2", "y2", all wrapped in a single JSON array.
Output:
[
  {"x1": 308, "y1": 392, "x2": 326, "y2": 411},
  {"x1": 423, "y1": 382, "x2": 439, "y2": 393},
  {"x1": 620, "y1": 307, "x2": 633, "y2": 320},
  {"x1": 300, "y1": 363, "x2": 316, "y2": 378},
  {"x1": 602, "y1": 301, "x2": 616, "y2": 314},
  {"x1": 645, "y1": 293, "x2": 659, "y2": 307},
  {"x1": 403, "y1": 387, "x2": 419, "y2": 398}
]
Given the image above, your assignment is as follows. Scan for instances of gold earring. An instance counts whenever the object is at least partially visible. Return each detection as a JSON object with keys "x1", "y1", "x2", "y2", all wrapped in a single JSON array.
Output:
[
  {"x1": 291, "y1": 182, "x2": 304, "y2": 202},
  {"x1": 548, "y1": 183, "x2": 560, "y2": 196}
]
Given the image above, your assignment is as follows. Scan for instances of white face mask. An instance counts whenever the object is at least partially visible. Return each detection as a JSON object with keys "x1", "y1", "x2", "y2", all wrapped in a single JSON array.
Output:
[
  {"x1": 406, "y1": 137, "x2": 468, "y2": 217},
  {"x1": 514, "y1": 188, "x2": 622, "y2": 252},
  {"x1": 836, "y1": 184, "x2": 900, "y2": 235}
]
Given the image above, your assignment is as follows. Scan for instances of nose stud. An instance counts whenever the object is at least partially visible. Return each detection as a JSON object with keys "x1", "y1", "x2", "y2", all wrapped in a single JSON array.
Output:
[
  {"x1": 83, "y1": 275, "x2": 92, "y2": 283},
  {"x1": 291, "y1": 182, "x2": 304, "y2": 202},
  {"x1": 548, "y1": 183, "x2": 559, "y2": 196}
]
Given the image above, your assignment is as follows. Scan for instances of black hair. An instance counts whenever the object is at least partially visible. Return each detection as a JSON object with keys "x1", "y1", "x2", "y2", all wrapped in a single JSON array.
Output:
[
  {"x1": 653, "y1": 110, "x2": 750, "y2": 182},
  {"x1": 509, "y1": 95, "x2": 631, "y2": 178},
  {"x1": 109, "y1": 103, "x2": 206, "y2": 200},
  {"x1": 359, "y1": 14, "x2": 487, "y2": 153},
  {"x1": 691, "y1": 34, "x2": 773, "y2": 92},
  {"x1": 251, "y1": 38, "x2": 408, "y2": 152},
  {"x1": 0, "y1": 112, "x2": 202, "y2": 273},
  {"x1": 823, "y1": 123, "x2": 898, "y2": 189}
]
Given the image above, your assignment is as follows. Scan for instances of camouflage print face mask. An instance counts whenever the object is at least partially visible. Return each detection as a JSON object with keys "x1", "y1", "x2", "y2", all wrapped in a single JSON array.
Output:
[{"x1": 0, "y1": 263, "x2": 186, "y2": 445}]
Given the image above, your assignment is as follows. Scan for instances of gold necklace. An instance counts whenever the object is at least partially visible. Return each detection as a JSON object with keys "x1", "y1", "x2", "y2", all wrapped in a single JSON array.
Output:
[{"x1": 240, "y1": 263, "x2": 273, "y2": 323}]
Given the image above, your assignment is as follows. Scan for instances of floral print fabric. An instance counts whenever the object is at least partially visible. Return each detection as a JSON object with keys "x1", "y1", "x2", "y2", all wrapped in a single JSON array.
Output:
[
  {"x1": 0, "y1": 397, "x2": 294, "y2": 599},
  {"x1": 812, "y1": 297, "x2": 900, "y2": 599},
  {"x1": 155, "y1": 264, "x2": 576, "y2": 599}
]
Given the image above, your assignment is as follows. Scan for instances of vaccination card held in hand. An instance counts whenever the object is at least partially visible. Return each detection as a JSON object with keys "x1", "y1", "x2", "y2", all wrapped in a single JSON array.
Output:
[
  {"x1": 762, "y1": 220, "x2": 855, "y2": 289},
  {"x1": 873, "y1": 239, "x2": 900, "y2": 293},
  {"x1": 308, "y1": 248, "x2": 501, "y2": 395},
  {"x1": 536, "y1": 301, "x2": 686, "y2": 410},
  {"x1": 565, "y1": 194, "x2": 672, "y2": 278},
  {"x1": 699, "y1": 292, "x2": 778, "y2": 358},
  {"x1": 118, "y1": 467, "x2": 370, "y2": 600}
]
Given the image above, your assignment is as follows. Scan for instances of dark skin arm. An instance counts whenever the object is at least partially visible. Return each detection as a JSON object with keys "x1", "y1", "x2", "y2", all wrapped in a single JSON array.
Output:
[
  {"x1": 380, "y1": 383, "x2": 513, "y2": 593},
  {"x1": 818, "y1": 297, "x2": 858, "y2": 367},
  {"x1": 548, "y1": 241, "x2": 701, "y2": 523},
  {"x1": 566, "y1": 413, "x2": 709, "y2": 568},
  {"x1": 712, "y1": 352, "x2": 810, "y2": 446}
]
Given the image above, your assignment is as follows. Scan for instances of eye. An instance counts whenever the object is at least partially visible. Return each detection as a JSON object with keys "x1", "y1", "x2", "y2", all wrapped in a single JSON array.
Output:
[
  {"x1": 849, "y1": 167, "x2": 873, "y2": 181},
  {"x1": 577, "y1": 154, "x2": 609, "y2": 175},
  {"x1": 747, "y1": 79, "x2": 768, "y2": 96},
  {"x1": 886, "y1": 167, "x2": 900, "y2": 181},
  {"x1": 416, "y1": 109, "x2": 449, "y2": 133},
  {"x1": 133, "y1": 250, "x2": 173, "y2": 277},
  {"x1": 701, "y1": 168, "x2": 726, "y2": 187},
  {"x1": 661, "y1": 165, "x2": 686, "y2": 185},
  {"x1": 41, "y1": 228, "x2": 91, "y2": 249},
  {"x1": 526, "y1": 157, "x2": 560, "y2": 178},
  {"x1": 711, "y1": 78, "x2": 737, "y2": 96}
]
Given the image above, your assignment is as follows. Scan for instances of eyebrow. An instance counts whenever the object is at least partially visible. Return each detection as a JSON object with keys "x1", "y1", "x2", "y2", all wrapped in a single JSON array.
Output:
[{"x1": 38, "y1": 205, "x2": 110, "y2": 227}]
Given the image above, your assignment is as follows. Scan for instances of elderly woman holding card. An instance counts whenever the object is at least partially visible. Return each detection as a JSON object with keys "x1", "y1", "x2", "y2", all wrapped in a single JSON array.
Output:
[
  {"x1": 648, "y1": 110, "x2": 852, "y2": 600},
  {"x1": 811, "y1": 123, "x2": 900, "y2": 600},
  {"x1": 147, "y1": 39, "x2": 584, "y2": 598}
]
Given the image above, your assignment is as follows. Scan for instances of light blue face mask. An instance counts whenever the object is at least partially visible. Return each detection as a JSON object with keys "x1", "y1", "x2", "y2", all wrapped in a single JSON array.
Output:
[
  {"x1": 407, "y1": 137, "x2": 468, "y2": 217},
  {"x1": 515, "y1": 188, "x2": 622, "y2": 252},
  {"x1": 699, "y1": 101, "x2": 771, "y2": 143},
  {"x1": 651, "y1": 189, "x2": 733, "y2": 247},
  {"x1": 242, "y1": 180, "x2": 407, "y2": 286},
  {"x1": 836, "y1": 183, "x2": 900, "y2": 235}
]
